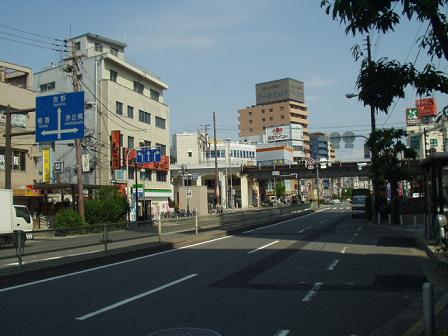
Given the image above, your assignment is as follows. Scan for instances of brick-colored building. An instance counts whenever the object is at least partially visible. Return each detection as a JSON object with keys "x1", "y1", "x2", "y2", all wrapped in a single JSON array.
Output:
[{"x1": 238, "y1": 78, "x2": 310, "y2": 157}]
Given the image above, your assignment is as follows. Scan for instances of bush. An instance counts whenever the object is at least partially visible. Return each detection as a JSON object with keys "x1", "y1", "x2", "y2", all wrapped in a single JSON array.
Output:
[
  {"x1": 85, "y1": 186, "x2": 129, "y2": 225},
  {"x1": 52, "y1": 208, "x2": 84, "y2": 229}
]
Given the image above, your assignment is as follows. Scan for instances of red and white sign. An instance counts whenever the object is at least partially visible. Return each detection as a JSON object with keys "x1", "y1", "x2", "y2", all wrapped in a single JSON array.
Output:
[
  {"x1": 266, "y1": 126, "x2": 290, "y2": 142},
  {"x1": 416, "y1": 97, "x2": 437, "y2": 117}
]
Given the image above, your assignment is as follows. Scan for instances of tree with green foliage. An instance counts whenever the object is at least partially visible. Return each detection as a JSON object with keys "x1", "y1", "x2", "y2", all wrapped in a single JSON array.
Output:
[
  {"x1": 321, "y1": 0, "x2": 448, "y2": 114},
  {"x1": 366, "y1": 128, "x2": 416, "y2": 221},
  {"x1": 52, "y1": 208, "x2": 84, "y2": 229},
  {"x1": 85, "y1": 186, "x2": 129, "y2": 225},
  {"x1": 275, "y1": 182, "x2": 286, "y2": 198}
]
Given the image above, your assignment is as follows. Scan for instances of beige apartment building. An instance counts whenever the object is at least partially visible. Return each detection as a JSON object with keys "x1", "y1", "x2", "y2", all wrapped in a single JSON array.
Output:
[
  {"x1": 34, "y1": 33, "x2": 171, "y2": 216},
  {"x1": 238, "y1": 78, "x2": 310, "y2": 157},
  {"x1": 0, "y1": 61, "x2": 39, "y2": 195}
]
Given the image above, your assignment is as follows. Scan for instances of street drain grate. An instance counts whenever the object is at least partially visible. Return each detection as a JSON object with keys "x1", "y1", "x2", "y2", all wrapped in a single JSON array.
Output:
[
  {"x1": 373, "y1": 274, "x2": 427, "y2": 289},
  {"x1": 147, "y1": 328, "x2": 222, "y2": 336},
  {"x1": 376, "y1": 236, "x2": 417, "y2": 247}
]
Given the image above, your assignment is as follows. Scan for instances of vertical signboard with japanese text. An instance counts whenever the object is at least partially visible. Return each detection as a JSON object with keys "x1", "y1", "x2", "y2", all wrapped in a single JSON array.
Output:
[
  {"x1": 43, "y1": 148, "x2": 51, "y2": 183},
  {"x1": 111, "y1": 130, "x2": 121, "y2": 170}
]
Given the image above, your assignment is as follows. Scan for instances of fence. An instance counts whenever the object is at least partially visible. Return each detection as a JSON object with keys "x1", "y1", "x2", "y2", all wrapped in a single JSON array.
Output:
[
  {"x1": 376, "y1": 213, "x2": 426, "y2": 230},
  {"x1": 0, "y1": 204, "x2": 311, "y2": 268}
]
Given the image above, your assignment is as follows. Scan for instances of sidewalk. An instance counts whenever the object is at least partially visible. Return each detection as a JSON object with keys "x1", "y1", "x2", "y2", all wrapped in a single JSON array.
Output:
[{"x1": 370, "y1": 221, "x2": 448, "y2": 336}]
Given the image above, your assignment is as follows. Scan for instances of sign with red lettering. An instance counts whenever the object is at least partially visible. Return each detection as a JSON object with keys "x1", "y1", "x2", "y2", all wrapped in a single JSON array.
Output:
[
  {"x1": 416, "y1": 97, "x2": 437, "y2": 117},
  {"x1": 111, "y1": 130, "x2": 121, "y2": 170}
]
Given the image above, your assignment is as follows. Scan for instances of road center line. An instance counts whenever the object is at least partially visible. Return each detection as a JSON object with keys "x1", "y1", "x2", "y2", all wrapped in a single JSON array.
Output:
[
  {"x1": 248, "y1": 240, "x2": 280, "y2": 254},
  {"x1": 274, "y1": 330, "x2": 290, "y2": 336},
  {"x1": 302, "y1": 282, "x2": 324, "y2": 302},
  {"x1": 327, "y1": 259, "x2": 339, "y2": 271},
  {"x1": 76, "y1": 274, "x2": 198, "y2": 320},
  {"x1": 341, "y1": 246, "x2": 348, "y2": 254}
]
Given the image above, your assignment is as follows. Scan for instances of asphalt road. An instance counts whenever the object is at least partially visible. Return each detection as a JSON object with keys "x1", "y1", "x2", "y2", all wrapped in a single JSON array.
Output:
[{"x1": 0, "y1": 206, "x2": 434, "y2": 336}]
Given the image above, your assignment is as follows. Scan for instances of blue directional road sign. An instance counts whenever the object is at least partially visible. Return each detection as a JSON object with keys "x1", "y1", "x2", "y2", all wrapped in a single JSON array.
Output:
[
  {"x1": 36, "y1": 91, "x2": 85, "y2": 142},
  {"x1": 136, "y1": 149, "x2": 162, "y2": 164}
]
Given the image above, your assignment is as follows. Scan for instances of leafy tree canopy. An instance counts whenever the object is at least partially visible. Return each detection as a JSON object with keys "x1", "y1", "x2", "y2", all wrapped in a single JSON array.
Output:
[{"x1": 321, "y1": 0, "x2": 448, "y2": 113}]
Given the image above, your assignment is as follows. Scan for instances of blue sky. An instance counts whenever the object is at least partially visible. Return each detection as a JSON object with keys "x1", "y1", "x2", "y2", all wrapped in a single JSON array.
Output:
[{"x1": 1, "y1": 0, "x2": 447, "y2": 161}]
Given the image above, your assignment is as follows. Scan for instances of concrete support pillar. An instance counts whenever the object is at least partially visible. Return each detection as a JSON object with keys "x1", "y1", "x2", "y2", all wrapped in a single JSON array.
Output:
[{"x1": 241, "y1": 174, "x2": 249, "y2": 209}]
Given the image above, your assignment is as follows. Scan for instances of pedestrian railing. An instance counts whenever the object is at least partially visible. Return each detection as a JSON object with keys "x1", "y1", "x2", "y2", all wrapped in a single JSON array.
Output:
[{"x1": 0, "y1": 205, "x2": 311, "y2": 268}]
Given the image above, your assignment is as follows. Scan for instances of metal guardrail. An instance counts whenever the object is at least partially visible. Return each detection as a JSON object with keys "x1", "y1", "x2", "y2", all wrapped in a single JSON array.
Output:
[{"x1": 1, "y1": 205, "x2": 310, "y2": 268}]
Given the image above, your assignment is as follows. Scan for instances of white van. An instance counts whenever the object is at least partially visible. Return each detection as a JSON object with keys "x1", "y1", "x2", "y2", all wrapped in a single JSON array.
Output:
[{"x1": 351, "y1": 195, "x2": 368, "y2": 218}]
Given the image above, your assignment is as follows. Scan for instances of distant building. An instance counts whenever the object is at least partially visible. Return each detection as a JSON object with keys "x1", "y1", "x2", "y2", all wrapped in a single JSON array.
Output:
[
  {"x1": 256, "y1": 145, "x2": 294, "y2": 165},
  {"x1": 34, "y1": 33, "x2": 171, "y2": 215},
  {"x1": 0, "y1": 61, "x2": 39, "y2": 195},
  {"x1": 171, "y1": 132, "x2": 208, "y2": 166},
  {"x1": 310, "y1": 132, "x2": 329, "y2": 161},
  {"x1": 238, "y1": 78, "x2": 309, "y2": 158}
]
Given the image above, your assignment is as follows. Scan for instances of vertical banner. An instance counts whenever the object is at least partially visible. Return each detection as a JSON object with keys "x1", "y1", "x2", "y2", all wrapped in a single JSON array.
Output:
[
  {"x1": 82, "y1": 154, "x2": 90, "y2": 172},
  {"x1": 111, "y1": 130, "x2": 121, "y2": 170},
  {"x1": 43, "y1": 149, "x2": 50, "y2": 183}
]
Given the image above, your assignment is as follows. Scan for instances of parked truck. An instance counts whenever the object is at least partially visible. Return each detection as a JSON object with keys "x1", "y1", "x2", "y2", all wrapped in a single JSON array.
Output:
[{"x1": 0, "y1": 189, "x2": 33, "y2": 247}]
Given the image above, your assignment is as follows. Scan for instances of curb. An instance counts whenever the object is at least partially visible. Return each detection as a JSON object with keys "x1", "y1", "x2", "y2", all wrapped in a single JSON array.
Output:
[{"x1": 0, "y1": 208, "x2": 315, "y2": 287}]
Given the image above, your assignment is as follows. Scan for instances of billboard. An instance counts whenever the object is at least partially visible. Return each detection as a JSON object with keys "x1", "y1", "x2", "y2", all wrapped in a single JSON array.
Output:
[
  {"x1": 416, "y1": 97, "x2": 437, "y2": 117},
  {"x1": 42, "y1": 148, "x2": 51, "y2": 183},
  {"x1": 111, "y1": 130, "x2": 121, "y2": 170},
  {"x1": 266, "y1": 126, "x2": 290, "y2": 142},
  {"x1": 256, "y1": 78, "x2": 304, "y2": 105},
  {"x1": 406, "y1": 108, "x2": 419, "y2": 125}
]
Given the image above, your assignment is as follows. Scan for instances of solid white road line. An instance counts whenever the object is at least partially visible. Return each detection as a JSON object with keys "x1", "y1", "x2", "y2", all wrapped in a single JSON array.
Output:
[
  {"x1": 4, "y1": 250, "x2": 102, "y2": 266},
  {"x1": 274, "y1": 330, "x2": 290, "y2": 336},
  {"x1": 327, "y1": 259, "x2": 339, "y2": 271},
  {"x1": 302, "y1": 282, "x2": 324, "y2": 302},
  {"x1": 76, "y1": 274, "x2": 198, "y2": 320},
  {"x1": 248, "y1": 240, "x2": 280, "y2": 254},
  {"x1": 297, "y1": 229, "x2": 306, "y2": 234},
  {"x1": 0, "y1": 236, "x2": 230, "y2": 294},
  {"x1": 341, "y1": 246, "x2": 348, "y2": 254}
]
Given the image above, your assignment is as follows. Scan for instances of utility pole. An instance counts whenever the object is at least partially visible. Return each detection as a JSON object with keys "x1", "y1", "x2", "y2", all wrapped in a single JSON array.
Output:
[
  {"x1": 4, "y1": 106, "x2": 12, "y2": 189},
  {"x1": 213, "y1": 112, "x2": 220, "y2": 207},
  {"x1": 366, "y1": 35, "x2": 376, "y2": 132},
  {"x1": 69, "y1": 41, "x2": 85, "y2": 221}
]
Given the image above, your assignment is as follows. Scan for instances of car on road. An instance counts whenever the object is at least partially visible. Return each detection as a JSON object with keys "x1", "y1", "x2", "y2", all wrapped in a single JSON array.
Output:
[{"x1": 351, "y1": 195, "x2": 368, "y2": 217}]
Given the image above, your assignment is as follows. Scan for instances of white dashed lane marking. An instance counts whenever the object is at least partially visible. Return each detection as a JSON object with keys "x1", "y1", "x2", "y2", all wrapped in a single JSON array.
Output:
[{"x1": 302, "y1": 282, "x2": 324, "y2": 302}]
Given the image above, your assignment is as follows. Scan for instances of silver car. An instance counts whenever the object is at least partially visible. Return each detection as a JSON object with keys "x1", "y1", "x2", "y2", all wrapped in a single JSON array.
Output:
[{"x1": 351, "y1": 195, "x2": 368, "y2": 217}]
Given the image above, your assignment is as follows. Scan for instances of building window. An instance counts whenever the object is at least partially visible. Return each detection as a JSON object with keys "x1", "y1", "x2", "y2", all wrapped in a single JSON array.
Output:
[
  {"x1": 430, "y1": 139, "x2": 438, "y2": 147},
  {"x1": 75, "y1": 42, "x2": 81, "y2": 51},
  {"x1": 262, "y1": 126, "x2": 266, "y2": 130},
  {"x1": 0, "y1": 149, "x2": 26, "y2": 171},
  {"x1": 144, "y1": 140, "x2": 151, "y2": 148},
  {"x1": 262, "y1": 118, "x2": 266, "y2": 122},
  {"x1": 155, "y1": 116, "x2": 166, "y2": 129},
  {"x1": 269, "y1": 116, "x2": 273, "y2": 121},
  {"x1": 39, "y1": 81, "x2": 55, "y2": 92},
  {"x1": 156, "y1": 171, "x2": 167, "y2": 182},
  {"x1": 249, "y1": 120, "x2": 253, "y2": 124},
  {"x1": 280, "y1": 106, "x2": 284, "y2": 110},
  {"x1": 249, "y1": 111, "x2": 253, "y2": 116},
  {"x1": 156, "y1": 143, "x2": 167, "y2": 156},
  {"x1": 280, "y1": 115, "x2": 285, "y2": 119},
  {"x1": 150, "y1": 89, "x2": 160, "y2": 102},
  {"x1": 134, "y1": 81, "x2": 144, "y2": 94},
  {"x1": 249, "y1": 128, "x2": 253, "y2": 132},
  {"x1": 116, "y1": 101, "x2": 123, "y2": 115},
  {"x1": 269, "y1": 108, "x2": 273, "y2": 112},
  {"x1": 110, "y1": 47, "x2": 118, "y2": 56},
  {"x1": 127, "y1": 106, "x2": 134, "y2": 119},
  {"x1": 220, "y1": 150, "x2": 225, "y2": 157},
  {"x1": 188, "y1": 151, "x2": 192, "y2": 158},
  {"x1": 262, "y1": 109, "x2": 265, "y2": 113},
  {"x1": 140, "y1": 169, "x2": 151, "y2": 181},
  {"x1": 128, "y1": 166, "x2": 135, "y2": 180},
  {"x1": 95, "y1": 42, "x2": 103, "y2": 52},
  {"x1": 128, "y1": 136, "x2": 134, "y2": 149},
  {"x1": 139, "y1": 110, "x2": 151, "y2": 124},
  {"x1": 110, "y1": 70, "x2": 118, "y2": 82}
]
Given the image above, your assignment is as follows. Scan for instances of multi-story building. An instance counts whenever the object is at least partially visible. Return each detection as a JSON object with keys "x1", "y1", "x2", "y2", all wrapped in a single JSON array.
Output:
[
  {"x1": 238, "y1": 78, "x2": 309, "y2": 158},
  {"x1": 310, "y1": 132, "x2": 329, "y2": 161},
  {"x1": 171, "y1": 131, "x2": 208, "y2": 166},
  {"x1": 33, "y1": 33, "x2": 171, "y2": 215},
  {"x1": 0, "y1": 61, "x2": 40, "y2": 199}
]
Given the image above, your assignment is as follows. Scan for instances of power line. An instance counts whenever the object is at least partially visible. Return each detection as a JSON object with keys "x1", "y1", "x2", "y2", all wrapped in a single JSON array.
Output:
[
  {"x1": 0, "y1": 30, "x2": 66, "y2": 48},
  {"x1": 0, "y1": 23, "x2": 65, "y2": 42},
  {"x1": 0, "y1": 36, "x2": 68, "y2": 52}
]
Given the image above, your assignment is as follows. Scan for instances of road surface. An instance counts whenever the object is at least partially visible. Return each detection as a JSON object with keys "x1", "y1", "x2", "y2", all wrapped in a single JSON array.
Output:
[{"x1": 0, "y1": 206, "x2": 433, "y2": 336}]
